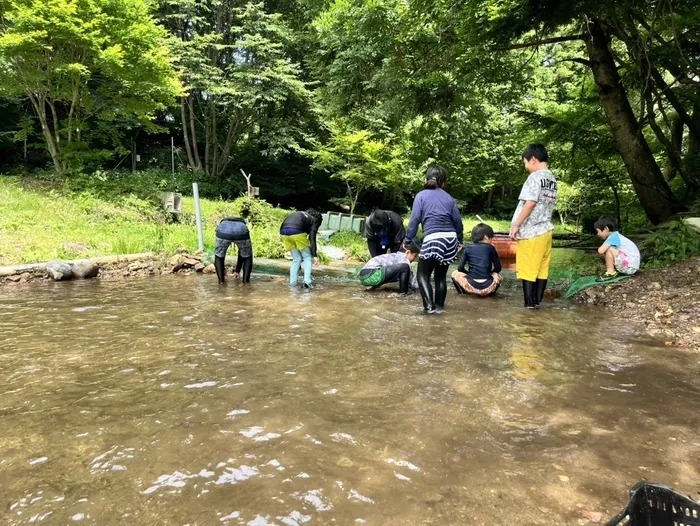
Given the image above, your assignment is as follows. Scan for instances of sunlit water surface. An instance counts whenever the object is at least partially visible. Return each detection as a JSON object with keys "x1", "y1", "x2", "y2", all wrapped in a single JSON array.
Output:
[{"x1": 1, "y1": 276, "x2": 699, "y2": 525}]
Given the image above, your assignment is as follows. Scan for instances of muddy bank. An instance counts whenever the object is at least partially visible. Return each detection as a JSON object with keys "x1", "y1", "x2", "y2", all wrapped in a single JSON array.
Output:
[{"x1": 572, "y1": 257, "x2": 700, "y2": 350}]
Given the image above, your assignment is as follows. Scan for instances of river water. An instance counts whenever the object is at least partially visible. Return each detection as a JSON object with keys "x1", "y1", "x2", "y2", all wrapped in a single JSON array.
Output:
[{"x1": 1, "y1": 277, "x2": 699, "y2": 525}]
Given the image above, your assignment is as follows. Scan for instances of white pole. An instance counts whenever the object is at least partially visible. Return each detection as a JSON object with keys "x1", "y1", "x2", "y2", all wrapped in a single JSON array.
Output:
[
  {"x1": 193, "y1": 183, "x2": 204, "y2": 252},
  {"x1": 171, "y1": 136, "x2": 175, "y2": 175}
]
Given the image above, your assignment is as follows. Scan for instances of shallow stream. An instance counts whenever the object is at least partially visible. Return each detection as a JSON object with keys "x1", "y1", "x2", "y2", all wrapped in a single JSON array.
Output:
[{"x1": 1, "y1": 277, "x2": 699, "y2": 525}]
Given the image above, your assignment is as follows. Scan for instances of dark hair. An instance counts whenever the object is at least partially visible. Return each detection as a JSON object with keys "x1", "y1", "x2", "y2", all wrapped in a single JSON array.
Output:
[
  {"x1": 305, "y1": 208, "x2": 323, "y2": 226},
  {"x1": 523, "y1": 143, "x2": 549, "y2": 163},
  {"x1": 425, "y1": 165, "x2": 447, "y2": 189},
  {"x1": 406, "y1": 239, "x2": 421, "y2": 254},
  {"x1": 372, "y1": 209, "x2": 388, "y2": 229},
  {"x1": 471, "y1": 223, "x2": 494, "y2": 243},
  {"x1": 594, "y1": 215, "x2": 617, "y2": 232}
]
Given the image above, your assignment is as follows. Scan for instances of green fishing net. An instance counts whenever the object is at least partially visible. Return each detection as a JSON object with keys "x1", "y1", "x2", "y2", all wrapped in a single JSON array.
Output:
[
  {"x1": 360, "y1": 268, "x2": 385, "y2": 287},
  {"x1": 565, "y1": 275, "x2": 633, "y2": 299}
]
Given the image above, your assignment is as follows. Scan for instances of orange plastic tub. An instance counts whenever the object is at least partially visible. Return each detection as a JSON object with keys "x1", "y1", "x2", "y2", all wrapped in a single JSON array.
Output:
[{"x1": 492, "y1": 235, "x2": 517, "y2": 260}]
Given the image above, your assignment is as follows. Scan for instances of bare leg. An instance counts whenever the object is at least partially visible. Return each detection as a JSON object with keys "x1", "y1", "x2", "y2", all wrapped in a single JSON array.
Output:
[{"x1": 604, "y1": 248, "x2": 619, "y2": 274}]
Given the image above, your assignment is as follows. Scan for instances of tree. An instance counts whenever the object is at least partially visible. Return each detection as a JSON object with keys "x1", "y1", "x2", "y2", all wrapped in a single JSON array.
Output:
[
  {"x1": 312, "y1": 126, "x2": 412, "y2": 214},
  {"x1": 462, "y1": 0, "x2": 700, "y2": 223},
  {"x1": 309, "y1": 0, "x2": 528, "y2": 209},
  {"x1": 161, "y1": 0, "x2": 316, "y2": 180},
  {"x1": 0, "y1": 0, "x2": 182, "y2": 175}
]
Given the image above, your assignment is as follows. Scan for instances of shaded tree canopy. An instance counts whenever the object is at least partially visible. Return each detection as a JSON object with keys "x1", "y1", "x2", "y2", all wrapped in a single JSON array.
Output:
[{"x1": 1, "y1": 0, "x2": 699, "y2": 224}]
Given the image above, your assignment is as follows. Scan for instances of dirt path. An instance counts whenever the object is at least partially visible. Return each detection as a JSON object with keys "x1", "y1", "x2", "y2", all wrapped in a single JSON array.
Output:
[{"x1": 573, "y1": 257, "x2": 700, "y2": 350}]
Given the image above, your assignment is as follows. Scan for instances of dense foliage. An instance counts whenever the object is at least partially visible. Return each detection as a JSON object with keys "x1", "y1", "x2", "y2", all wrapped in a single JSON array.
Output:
[{"x1": 2, "y1": 0, "x2": 700, "y2": 229}]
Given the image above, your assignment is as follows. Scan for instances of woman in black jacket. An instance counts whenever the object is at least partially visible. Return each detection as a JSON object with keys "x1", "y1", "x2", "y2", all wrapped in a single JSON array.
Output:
[{"x1": 364, "y1": 209, "x2": 406, "y2": 257}]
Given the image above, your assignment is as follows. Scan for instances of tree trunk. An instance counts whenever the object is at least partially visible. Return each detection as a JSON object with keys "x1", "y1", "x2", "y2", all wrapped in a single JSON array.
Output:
[
  {"x1": 644, "y1": 93, "x2": 686, "y2": 184},
  {"x1": 684, "y1": 101, "x2": 700, "y2": 191},
  {"x1": 204, "y1": 102, "x2": 211, "y2": 177},
  {"x1": 180, "y1": 97, "x2": 195, "y2": 169},
  {"x1": 28, "y1": 93, "x2": 63, "y2": 175},
  {"x1": 347, "y1": 181, "x2": 359, "y2": 215},
  {"x1": 649, "y1": 65, "x2": 700, "y2": 144},
  {"x1": 584, "y1": 19, "x2": 676, "y2": 224},
  {"x1": 664, "y1": 119, "x2": 684, "y2": 181},
  {"x1": 486, "y1": 187, "x2": 494, "y2": 209},
  {"x1": 217, "y1": 112, "x2": 242, "y2": 178},
  {"x1": 188, "y1": 96, "x2": 202, "y2": 171}
]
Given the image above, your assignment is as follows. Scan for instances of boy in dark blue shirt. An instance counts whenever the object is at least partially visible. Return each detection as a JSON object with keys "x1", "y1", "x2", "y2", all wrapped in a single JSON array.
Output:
[{"x1": 451, "y1": 223, "x2": 503, "y2": 297}]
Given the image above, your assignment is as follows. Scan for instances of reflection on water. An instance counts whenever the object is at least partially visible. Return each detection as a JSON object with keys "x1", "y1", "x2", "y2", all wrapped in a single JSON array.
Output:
[{"x1": 1, "y1": 277, "x2": 700, "y2": 525}]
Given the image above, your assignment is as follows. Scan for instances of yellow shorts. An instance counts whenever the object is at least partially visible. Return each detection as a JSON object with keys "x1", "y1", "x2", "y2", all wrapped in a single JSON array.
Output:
[
  {"x1": 281, "y1": 233, "x2": 309, "y2": 251},
  {"x1": 516, "y1": 231, "x2": 553, "y2": 281}
]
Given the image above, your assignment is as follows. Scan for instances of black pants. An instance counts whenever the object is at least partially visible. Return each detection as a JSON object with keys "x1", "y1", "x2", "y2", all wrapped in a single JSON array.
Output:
[
  {"x1": 368, "y1": 240, "x2": 403, "y2": 258},
  {"x1": 235, "y1": 255, "x2": 253, "y2": 283},
  {"x1": 215, "y1": 254, "x2": 252, "y2": 284},
  {"x1": 359, "y1": 263, "x2": 411, "y2": 293},
  {"x1": 417, "y1": 257, "x2": 449, "y2": 312}
]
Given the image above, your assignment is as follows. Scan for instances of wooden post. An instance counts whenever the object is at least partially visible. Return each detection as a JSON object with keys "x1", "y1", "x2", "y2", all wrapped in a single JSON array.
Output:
[{"x1": 240, "y1": 168, "x2": 253, "y2": 197}]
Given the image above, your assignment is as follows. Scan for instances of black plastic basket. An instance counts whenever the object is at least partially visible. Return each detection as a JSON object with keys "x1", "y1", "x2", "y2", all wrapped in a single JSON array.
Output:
[{"x1": 608, "y1": 483, "x2": 700, "y2": 526}]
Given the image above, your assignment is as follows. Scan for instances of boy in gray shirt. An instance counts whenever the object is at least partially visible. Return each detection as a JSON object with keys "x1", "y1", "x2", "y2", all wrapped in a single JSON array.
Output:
[{"x1": 510, "y1": 144, "x2": 558, "y2": 308}]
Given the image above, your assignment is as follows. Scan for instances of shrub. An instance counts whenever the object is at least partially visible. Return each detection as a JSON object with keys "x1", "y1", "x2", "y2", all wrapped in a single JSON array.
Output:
[
  {"x1": 320, "y1": 230, "x2": 370, "y2": 262},
  {"x1": 642, "y1": 220, "x2": 700, "y2": 267}
]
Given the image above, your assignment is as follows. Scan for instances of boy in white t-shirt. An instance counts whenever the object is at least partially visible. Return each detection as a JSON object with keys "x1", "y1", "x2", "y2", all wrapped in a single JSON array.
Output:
[
  {"x1": 509, "y1": 143, "x2": 558, "y2": 308},
  {"x1": 594, "y1": 215, "x2": 641, "y2": 281}
]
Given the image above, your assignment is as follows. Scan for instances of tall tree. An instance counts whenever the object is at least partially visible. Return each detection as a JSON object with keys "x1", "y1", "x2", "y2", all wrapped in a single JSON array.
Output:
[
  {"x1": 312, "y1": 124, "x2": 413, "y2": 214},
  {"x1": 161, "y1": 0, "x2": 316, "y2": 180},
  {"x1": 464, "y1": 0, "x2": 700, "y2": 223},
  {"x1": 0, "y1": 0, "x2": 182, "y2": 175}
]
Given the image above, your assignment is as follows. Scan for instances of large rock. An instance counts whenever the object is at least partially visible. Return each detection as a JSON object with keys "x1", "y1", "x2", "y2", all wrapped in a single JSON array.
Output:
[
  {"x1": 169, "y1": 254, "x2": 185, "y2": 273},
  {"x1": 71, "y1": 261, "x2": 100, "y2": 280},
  {"x1": 46, "y1": 261, "x2": 73, "y2": 281},
  {"x1": 183, "y1": 257, "x2": 199, "y2": 267},
  {"x1": 203, "y1": 264, "x2": 216, "y2": 275},
  {"x1": 194, "y1": 262, "x2": 205, "y2": 272}
]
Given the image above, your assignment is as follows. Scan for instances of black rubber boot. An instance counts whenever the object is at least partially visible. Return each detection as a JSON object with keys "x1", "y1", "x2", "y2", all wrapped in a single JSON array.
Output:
[
  {"x1": 417, "y1": 258, "x2": 437, "y2": 313},
  {"x1": 214, "y1": 255, "x2": 226, "y2": 284},
  {"x1": 522, "y1": 280, "x2": 536, "y2": 308},
  {"x1": 452, "y1": 277, "x2": 466, "y2": 294},
  {"x1": 241, "y1": 256, "x2": 253, "y2": 283},
  {"x1": 397, "y1": 266, "x2": 410, "y2": 294},
  {"x1": 535, "y1": 278, "x2": 548, "y2": 307},
  {"x1": 434, "y1": 264, "x2": 448, "y2": 309}
]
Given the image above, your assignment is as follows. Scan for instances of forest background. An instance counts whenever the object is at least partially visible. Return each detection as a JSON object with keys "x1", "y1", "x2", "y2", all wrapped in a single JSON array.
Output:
[{"x1": 1, "y1": 0, "x2": 700, "y2": 265}]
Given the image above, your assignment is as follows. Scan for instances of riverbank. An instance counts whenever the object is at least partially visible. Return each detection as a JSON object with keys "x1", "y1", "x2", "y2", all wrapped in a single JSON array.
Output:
[{"x1": 572, "y1": 256, "x2": 700, "y2": 350}]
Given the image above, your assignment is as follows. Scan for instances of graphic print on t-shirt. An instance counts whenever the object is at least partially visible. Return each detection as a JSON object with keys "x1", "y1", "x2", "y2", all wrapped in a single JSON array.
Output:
[{"x1": 511, "y1": 169, "x2": 558, "y2": 240}]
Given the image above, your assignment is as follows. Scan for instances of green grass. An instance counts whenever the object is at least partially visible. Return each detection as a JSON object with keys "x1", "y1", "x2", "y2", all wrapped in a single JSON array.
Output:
[
  {"x1": 0, "y1": 177, "x2": 291, "y2": 265},
  {"x1": 0, "y1": 175, "x2": 594, "y2": 274},
  {"x1": 319, "y1": 230, "x2": 370, "y2": 262},
  {"x1": 548, "y1": 248, "x2": 601, "y2": 283},
  {"x1": 460, "y1": 215, "x2": 575, "y2": 236}
]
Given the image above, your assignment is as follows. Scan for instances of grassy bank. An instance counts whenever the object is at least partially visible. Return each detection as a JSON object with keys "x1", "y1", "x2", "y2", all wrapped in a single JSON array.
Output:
[
  {"x1": 0, "y1": 176, "x2": 599, "y2": 280},
  {"x1": 0, "y1": 177, "x2": 290, "y2": 265}
]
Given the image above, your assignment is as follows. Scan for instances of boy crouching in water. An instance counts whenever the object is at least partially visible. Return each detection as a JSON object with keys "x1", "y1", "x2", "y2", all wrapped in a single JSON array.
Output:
[
  {"x1": 358, "y1": 240, "x2": 421, "y2": 294},
  {"x1": 595, "y1": 215, "x2": 640, "y2": 281},
  {"x1": 451, "y1": 223, "x2": 503, "y2": 297}
]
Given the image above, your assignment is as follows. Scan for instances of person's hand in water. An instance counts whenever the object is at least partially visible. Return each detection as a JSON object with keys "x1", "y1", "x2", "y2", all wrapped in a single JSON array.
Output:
[
  {"x1": 231, "y1": 272, "x2": 241, "y2": 280},
  {"x1": 313, "y1": 257, "x2": 319, "y2": 268}
]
